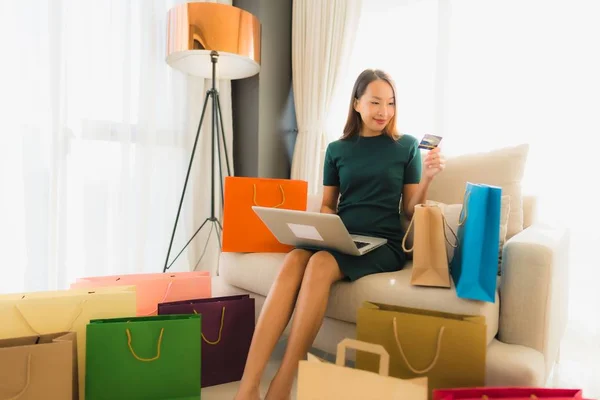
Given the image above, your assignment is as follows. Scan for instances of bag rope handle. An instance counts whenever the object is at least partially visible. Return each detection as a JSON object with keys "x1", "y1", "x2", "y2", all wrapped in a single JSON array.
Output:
[
  {"x1": 126, "y1": 327, "x2": 164, "y2": 362},
  {"x1": 141, "y1": 281, "x2": 174, "y2": 316},
  {"x1": 14, "y1": 300, "x2": 87, "y2": 335},
  {"x1": 253, "y1": 184, "x2": 285, "y2": 208},
  {"x1": 402, "y1": 205, "x2": 457, "y2": 252},
  {"x1": 392, "y1": 317, "x2": 444, "y2": 374},
  {"x1": 442, "y1": 213, "x2": 458, "y2": 249},
  {"x1": 4, "y1": 353, "x2": 31, "y2": 400},
  {"x1": 193, "y1": 307, "x2": 226, "y2": 345},
  {"x1": 401, "y1": 215, "x2": 415, "y2": 253},
  {"x1": 458, "y1": 190, "x2": 471, "y2": 226}
]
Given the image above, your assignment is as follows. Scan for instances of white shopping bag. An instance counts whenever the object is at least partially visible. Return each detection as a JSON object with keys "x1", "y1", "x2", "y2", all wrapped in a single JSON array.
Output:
[
  {"x1": 0, "y1": 286, "x2": 136, "y2": 400},
  {"x1": 297, "y1": 338, "x2": 428, "y2": 400}
]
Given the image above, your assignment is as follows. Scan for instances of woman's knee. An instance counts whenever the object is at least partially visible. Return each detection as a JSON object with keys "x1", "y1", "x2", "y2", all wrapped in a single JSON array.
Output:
[
  {"x1": 277, "y1": 249, "x2": 313, "y2": 283},
  {"x1": 304, "y1": 251, "x2": 344, "y2": 285}
]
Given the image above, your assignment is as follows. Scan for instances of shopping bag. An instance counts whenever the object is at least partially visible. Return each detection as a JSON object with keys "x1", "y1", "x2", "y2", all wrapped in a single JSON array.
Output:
[
  {"x1": 403, "y1": 204, "x2": 457, "y2": 288},
  {"x1": 0, "y1": 332, "x2": 78, "y2": 400},
  {"x1": 70, "y1": 271, "x2": 211, "y2": 316},
  {"x1": 158, "y1": 294, "x2": 255, "y2": 387},
  {"x1": 433, "y1": 387, "x2": 585, "y2": 399},
  {"x1": 85, "y1": 314, "x2": 201, "y2": 400},
  {"x1": 221, "y1": 176, "x2": 308, "y2": 253},
  {"x1": 356, "y1": 301, "x2": 486, "y2": 399},
  {"x1": 0, "y1": 286, "x2": 136, "y2": 400},
  {"x1": 450, "y1": 182, "x2": 502, "y2": 302},
  {"x1": 297, "y1": 338, "x2": 428, "y2": 400}
]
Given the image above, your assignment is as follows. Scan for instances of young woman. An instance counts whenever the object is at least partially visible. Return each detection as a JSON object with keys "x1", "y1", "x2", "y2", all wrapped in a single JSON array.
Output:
[{"x1": 234, "y1": 69, "x2": 446, "y2": 400}]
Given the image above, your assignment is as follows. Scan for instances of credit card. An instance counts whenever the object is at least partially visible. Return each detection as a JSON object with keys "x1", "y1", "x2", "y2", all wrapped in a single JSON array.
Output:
[{"x1": 418, "y1": 134, "x2": 442, "y2": 150}]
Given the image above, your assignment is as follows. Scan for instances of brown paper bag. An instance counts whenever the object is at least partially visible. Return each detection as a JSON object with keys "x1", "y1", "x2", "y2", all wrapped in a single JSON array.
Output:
[
  {"x1": 356, "y1": 302, "x2": 486, "y2": 399},
  {"x1": 402, "y1": 204, "x2": 457, "y2": 288},
  {"x1": 0, "y1": 332, "x2": 78, "y2": 399},
  {"x1": 297, "y1": 338, "x2": 428, "y2": 400}
]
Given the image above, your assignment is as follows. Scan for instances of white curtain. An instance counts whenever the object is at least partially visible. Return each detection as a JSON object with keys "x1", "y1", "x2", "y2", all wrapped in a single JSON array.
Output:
[
  {"x1": 0, "y1": 0, "x2": 233, "y2": 294},
  {"x1": 290, "y1": 0, "x2": 362, "y2": 194},
  {"x1": 325, "y1": 0, "x2": 600, "y2": 395}
]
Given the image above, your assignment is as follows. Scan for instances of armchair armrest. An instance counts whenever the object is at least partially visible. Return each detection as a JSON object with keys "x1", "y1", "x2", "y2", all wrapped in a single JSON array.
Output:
[{"x1": 498, "y1": 223, "x2": 570, "y2": 380}]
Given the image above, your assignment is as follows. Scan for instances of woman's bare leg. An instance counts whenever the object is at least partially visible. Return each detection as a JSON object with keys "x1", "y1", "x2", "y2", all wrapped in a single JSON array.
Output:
[
  {"x1": 234, "y1": 249, "x2": 314, "y2": 400},
  {"x1": 265, "y1": 251, "x2": 344, "y2": 400}
]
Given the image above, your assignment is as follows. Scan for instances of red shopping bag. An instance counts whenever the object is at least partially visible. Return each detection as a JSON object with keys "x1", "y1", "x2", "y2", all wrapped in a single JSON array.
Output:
[{"x1": 433, "y1": 387, "x2": 588, "y2": 400}]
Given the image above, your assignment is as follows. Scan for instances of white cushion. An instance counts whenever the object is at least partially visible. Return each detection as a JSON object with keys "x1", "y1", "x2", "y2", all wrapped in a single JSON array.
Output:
[
  {"x1": 427, "y1": 144, "x2": 528, "y2": 239},
  {"x1": 219, "y1": 252, "x2": 499, "y2": 344}
]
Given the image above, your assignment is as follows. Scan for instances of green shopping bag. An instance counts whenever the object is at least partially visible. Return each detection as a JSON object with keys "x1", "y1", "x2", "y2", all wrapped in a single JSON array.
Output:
[{"x1": 85, "y1": 314, "x2": 201, "y2": 400}]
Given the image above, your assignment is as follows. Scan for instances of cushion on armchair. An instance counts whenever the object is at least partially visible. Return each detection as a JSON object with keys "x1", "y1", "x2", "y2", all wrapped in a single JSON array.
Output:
[
  {"x1": 425, "y1": 196, "x2": 511, "y2": 274},
  {"x1": 427, "y1": 144, "x2": 529, "y2": 240}
]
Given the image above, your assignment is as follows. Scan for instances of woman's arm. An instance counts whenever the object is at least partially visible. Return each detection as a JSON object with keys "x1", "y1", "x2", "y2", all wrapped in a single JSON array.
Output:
[
  {"x1": 320, "y1": 185, "x2": 340, "y2": 214},
  {"x1": 402, "y1": 179, "x2": 432, "y2": 219},
  {"x1": 402, "y1": 147, "x2": 446, "y2": 218}
]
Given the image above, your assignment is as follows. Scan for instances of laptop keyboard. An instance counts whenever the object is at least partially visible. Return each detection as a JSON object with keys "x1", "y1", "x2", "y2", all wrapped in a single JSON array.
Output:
[{"x1": 353, "y1": 241, "x2": 370, "y2": 249}]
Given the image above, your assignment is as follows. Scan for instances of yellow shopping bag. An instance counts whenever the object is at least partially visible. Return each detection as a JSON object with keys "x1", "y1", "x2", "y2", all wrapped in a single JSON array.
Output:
[
  {"x1": 356, "y1": 302, "x2": 486, "y2": 399},
  {"x1": 0, "y1": 286, "x2": 136, "y2": 400}
]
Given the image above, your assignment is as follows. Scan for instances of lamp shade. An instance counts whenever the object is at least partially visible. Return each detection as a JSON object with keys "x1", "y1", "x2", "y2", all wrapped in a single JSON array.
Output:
[{"x1": 166, "y1": 2, "x2": 261, "y2": 79}]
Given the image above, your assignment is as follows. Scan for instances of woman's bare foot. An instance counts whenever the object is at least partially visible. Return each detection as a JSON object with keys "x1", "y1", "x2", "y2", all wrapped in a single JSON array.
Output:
[
  {"x1": 264, "y1": 374, "x2": 293, "y2": 400},
  {"x1": 233, "y1": 386, "x2": 261, "y2": 400}
]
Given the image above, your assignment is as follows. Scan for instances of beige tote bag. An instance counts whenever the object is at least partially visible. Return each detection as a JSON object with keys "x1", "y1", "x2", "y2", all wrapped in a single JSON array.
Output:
[
  {"x1": 297, "y1": 338, "x2": 428, "y2": 400},
  {"x1": 0, "y1": 332, "x2": 78, "y2": 400},
  {"x1": 402, "y1": 204, "x2": 457, "y2": 288}
]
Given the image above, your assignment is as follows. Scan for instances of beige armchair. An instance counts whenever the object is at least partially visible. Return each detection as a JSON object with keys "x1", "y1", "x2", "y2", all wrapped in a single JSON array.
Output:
[{"x1": 213, "y1": 143, "x2": 569, "y2": 386}]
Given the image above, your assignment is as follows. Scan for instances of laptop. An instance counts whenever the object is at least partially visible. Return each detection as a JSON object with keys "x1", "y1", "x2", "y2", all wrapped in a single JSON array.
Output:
[{"x1": 252, "y1": 206, "x2": 387, "y2": 256}]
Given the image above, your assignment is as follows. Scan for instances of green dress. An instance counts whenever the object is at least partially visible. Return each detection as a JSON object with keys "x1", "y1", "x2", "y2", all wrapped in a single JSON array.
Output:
[{"x1": 321, "y1": 133, "x2": 422, "y2": 281}]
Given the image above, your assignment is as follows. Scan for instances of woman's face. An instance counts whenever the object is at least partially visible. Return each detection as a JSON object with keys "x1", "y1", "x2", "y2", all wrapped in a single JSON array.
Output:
[{"x1": 354, "y1": 79, "x2": 395, "y2": 135}]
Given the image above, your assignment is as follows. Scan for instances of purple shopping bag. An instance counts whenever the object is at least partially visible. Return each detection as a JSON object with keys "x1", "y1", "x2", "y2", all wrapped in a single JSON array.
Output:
[{"x1": 158, "y1": 294, "x2": 255, "y2": 387}]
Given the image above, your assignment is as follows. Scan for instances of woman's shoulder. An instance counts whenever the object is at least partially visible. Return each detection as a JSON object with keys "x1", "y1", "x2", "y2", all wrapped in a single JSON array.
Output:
[
  {"x1": 325, "y1": 138, "x2": 348, "y2": 153},
  {"x1": 396, "y1": 133, "x2": 419, "y2": 147},
  {"x1": 390, "y1": 133, "x2": 420, "y2": 154}
]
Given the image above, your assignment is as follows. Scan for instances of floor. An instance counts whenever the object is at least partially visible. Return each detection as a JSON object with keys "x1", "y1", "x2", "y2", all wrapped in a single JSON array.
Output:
[
  {"x1": 200, "y1": 330, "x2": 600, "y2": 400},
  {"x1": 201, "y1": 340, "x2": 302, "y2": 400},
  {"x1": 547, "y1": 322, "x2": 600, "y2": 399}
]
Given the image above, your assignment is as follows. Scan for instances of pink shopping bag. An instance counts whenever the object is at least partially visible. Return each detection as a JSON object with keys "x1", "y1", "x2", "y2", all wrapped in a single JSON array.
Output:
[{"x1": 70, "y1": 271, "x2": 211, "y2": 316}]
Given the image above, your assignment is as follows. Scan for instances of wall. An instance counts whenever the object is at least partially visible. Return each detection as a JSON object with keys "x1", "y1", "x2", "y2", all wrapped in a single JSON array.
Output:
[{"x1": 232, "y1": 0, "x2": 296, "y2": 179}]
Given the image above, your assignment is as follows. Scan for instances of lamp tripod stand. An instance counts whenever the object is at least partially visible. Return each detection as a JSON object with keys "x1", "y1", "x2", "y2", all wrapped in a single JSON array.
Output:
[{"x1": 163, "y1": 50, "x2": 231, "y2": 273}]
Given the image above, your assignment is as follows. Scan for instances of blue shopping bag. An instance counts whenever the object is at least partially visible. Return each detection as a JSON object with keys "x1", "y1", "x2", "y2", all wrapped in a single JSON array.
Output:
[{"x1": 450, "y1": 182, "x2": 502, "y2": 302}]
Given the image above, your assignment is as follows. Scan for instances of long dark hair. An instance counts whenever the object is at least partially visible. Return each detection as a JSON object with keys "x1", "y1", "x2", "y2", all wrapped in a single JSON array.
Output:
[{"x1": 341, "y1": 69, "x2": 400, "y2": 140}]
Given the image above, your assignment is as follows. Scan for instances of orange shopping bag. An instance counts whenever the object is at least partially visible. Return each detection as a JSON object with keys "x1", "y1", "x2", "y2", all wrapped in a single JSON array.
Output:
[
  {"x1": 70, "y1": 271, "x2": 211, "y2": 316},
  {"x1": 222, "y1": 176, "x2": 308, "y2": 253}
]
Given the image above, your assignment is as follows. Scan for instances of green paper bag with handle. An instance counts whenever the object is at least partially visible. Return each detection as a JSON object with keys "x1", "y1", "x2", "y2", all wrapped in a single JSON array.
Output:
[
  {"x1": 85, "y1": 314, "x2": 201, "y2": 400},
  {"x1": 356, "y1": 301, "x2": 486, "y2": 399}
]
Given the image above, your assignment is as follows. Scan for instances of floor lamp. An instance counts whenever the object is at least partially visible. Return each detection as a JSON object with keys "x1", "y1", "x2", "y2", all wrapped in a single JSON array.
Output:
[{"x1": 162, "y1": 2, "x2": 261, "y2": 272}]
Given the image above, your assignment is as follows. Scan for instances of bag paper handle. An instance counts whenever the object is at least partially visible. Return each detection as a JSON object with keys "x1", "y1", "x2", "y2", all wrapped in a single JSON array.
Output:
[
  {"x1": 126, "y1": 328, "x2": 164, "y2": 362},
  {"x1": 193, "y1": 306, "x2": 226, "y2": 345},
  {"x1": 14, "y1": 300, "x2": 87, "y2": 335},
  {"x1": 4, "y1": 353, "x2": 31, "y2": 400},
  {"x1": 253, "y1": 184, "x2": 285, "y2": 208},
  {"x1": 141, "y1": 281, "x2": 174, "y2": 316},
  {"x1": 335, "y1": 338, "x2": 390, "y2": 377},
  {"x1": 392, "y1": 318, "x2": 444, "y2": 374}
]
